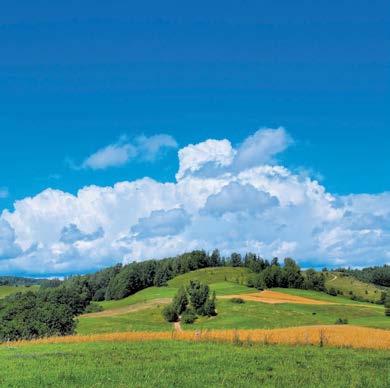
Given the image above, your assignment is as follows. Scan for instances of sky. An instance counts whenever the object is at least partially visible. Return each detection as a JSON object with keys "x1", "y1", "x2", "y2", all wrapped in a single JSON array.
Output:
[{"x1": 0, "y1": 1, "x2": 389, "y2": 275}]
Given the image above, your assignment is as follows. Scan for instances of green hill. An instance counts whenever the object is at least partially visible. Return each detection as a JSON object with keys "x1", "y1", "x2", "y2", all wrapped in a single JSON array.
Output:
[{"x1": 324, "y1": 272, "x2": 386, "y2": 302}]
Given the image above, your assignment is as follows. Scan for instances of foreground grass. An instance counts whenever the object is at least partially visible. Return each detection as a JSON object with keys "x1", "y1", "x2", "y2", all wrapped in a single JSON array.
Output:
[{"x1": 0, "y1": 340, "x2": 389, "y2": 387}]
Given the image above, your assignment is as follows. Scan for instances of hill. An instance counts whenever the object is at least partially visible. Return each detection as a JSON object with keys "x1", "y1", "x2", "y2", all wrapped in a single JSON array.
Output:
[
  {"x1": 324, "y1": 271, "x2": 386, "y2": 302},
  {"x1": 77, "y1": 267, "x2": 389, "y2": 335}
]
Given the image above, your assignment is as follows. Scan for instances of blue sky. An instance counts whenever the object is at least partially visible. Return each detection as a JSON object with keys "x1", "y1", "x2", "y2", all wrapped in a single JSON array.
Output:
[{"x1": 0, "y1": 1, "x2": 389, "y2": 275}]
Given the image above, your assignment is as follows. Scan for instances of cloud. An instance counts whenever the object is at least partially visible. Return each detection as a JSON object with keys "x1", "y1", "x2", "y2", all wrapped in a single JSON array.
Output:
[
  {"x1": 176, "y1": 139, "x2": 235, "y2": 180},
  {"x1": 0, "y1": 187, "x2": 9, "y2": 199},
  {"x1": 176, "y1": 127, "x2": 291, "y2": 179},
  {"x1": 80, "y1": 134, "x2": 177, "y2": 170},
  {"x1": 0, "y1": 128, "x2": 389, "y2": 275},
  {"x1": 202, "y1": 182, "x2": 279, "y2": 217},
  {"x1": 131, "y1": 208, "x2": 190, "y2": 239},
  {"x1": 233, "y1": 127, "x2": 292, "y2": 171},
  {"x1": 60, "y1": 224, "x2": 104, "y2": 244},
  {"x1": 135, "y1": 134, "x2": 178, "y2": 162},
  {"x1": 0, "y1": 220, "x2": 22, "y2": 260}
]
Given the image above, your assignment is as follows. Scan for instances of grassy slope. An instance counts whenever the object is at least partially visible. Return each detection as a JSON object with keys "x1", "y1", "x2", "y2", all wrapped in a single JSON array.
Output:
[
  {"x1": 167, "y1": 267, "x2": 251, "y2": 287},
  {"x1": 0, "y1": 285, "x2": 39, "y2": 299},
  {"x1": 324, "y1": 272, "x2": 386, "y2": 302},
  {"x1": 0, "y1": 341, "x2": 388, "y2": 387}
]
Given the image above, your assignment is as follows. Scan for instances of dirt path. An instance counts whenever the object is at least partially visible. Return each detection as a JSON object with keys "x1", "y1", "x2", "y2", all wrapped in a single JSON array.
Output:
[
  {"x1": 173, "y1": 321, "x2": 183, "y2": 332},
  {"x1": 81, "y1": 298, "x2": 171, "y2": 318},
  {"x1": 328, "y1": 274, "x2": 338, "y2": 282}
]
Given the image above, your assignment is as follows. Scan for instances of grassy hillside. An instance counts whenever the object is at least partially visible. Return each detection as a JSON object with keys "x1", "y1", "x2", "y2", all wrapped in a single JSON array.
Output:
[
  {"x1": 0, "y1": 341, "x2": 388, "y2": 387},
  {"x1": 324, "y1": 272, "x2": 386, "y2": 302},
  {"x1": 0, "y1": 285, "x2": 39, "y2": 299},
  {"x1": 167, "y1": 267, "x2": 251, "y2": 287},
  {"x1": 77, "y1": 267, "x2": 389, "y2": 334}
]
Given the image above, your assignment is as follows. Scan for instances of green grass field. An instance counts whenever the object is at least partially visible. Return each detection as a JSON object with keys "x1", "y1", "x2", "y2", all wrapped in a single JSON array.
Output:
[
  {"x1": 0, "y1": 285, "x2": 39, "y2": 299},
  {"x1": 0, "y1": 340, "x2": 388, "y2": 387}
]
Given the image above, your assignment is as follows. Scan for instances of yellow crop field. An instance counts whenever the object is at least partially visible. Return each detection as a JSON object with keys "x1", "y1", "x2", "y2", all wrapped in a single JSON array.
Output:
[{"x1": 6, "y1": 325, "x2": 390, "y2": 350}]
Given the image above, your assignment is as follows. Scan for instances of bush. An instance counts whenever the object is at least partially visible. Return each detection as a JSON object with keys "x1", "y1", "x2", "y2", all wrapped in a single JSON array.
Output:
[
  {"x1": 83, "y1": 303, "x2": 103, "y2": 314},
  {"x1": 327, "y1": 287, "x2": 337, "y2": 296},
  {"x1": 181, "y1": 308, "x2": 197, "y2": 324},
  {"x1": 335, "y1": 318, "x2": 348, "y2": 325},
  {"x1": 162, "y1": 304, "x2": 178, "y2": 322},
  {"x1": 230, "y1": 297, "x2": 245, "y2": 304}
]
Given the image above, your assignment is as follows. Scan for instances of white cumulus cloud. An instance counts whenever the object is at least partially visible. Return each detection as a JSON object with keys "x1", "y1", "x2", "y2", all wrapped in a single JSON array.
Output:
[{"x1": 0, "y1": 128, "x2": 389, "y2": 275}]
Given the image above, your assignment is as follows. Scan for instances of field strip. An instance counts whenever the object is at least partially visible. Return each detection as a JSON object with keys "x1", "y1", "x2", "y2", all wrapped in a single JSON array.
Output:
[
  {"x1": 4, "y1": 325, "x2": 390, "y2": 350},
  {"x1": 220, "y1": 290, "x2": 334, "y2": 305},
  {"x1": 81, "y1": 298, "x2": 171, "y2": 317}
]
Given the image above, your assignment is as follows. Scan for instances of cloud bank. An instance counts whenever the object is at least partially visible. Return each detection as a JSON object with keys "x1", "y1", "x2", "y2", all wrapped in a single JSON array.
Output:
[{"x1": 1, "y1": 128, "x2": 389, "y2": 275}]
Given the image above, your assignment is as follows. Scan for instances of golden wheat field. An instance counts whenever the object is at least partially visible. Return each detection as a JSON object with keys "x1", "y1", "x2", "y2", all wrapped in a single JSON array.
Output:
[{"x1": 5, "y1": 325, "x2": 390, "y2": 350}]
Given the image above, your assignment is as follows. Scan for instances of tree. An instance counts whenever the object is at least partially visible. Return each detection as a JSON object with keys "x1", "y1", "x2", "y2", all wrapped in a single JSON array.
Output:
[
  {"x1": 209, "y1": 249, "x2": 221, "y2": 267},
  {"x1": 304, "y1": 269, "x2": 325, "y2": 291},
  {"x1": 172, "y1": 286, "x2": 188, "y2": 315},
  {"x1": 230, "y1": 253, "x2": 242, "y2": 267},
  {"x1": 203, "y1": 291, "x2": 217, "y2": 316},
  {"x1": 283, "y1": 258, "x2": 304, "y2": 288},
  {"x1": 162, "y1": 304, "x2": 178, "y2": 322},
  {"x1": 187, "y1": 280, "x2": 210, "y2": 314}
]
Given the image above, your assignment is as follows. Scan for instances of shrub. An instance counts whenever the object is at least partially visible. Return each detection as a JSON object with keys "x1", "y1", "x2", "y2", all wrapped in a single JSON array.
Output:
[
  {"x1": 335, "y1": 318, "x2": 348, "y2": 325},
  {"x1": 181, "y1": 308, "x2": 197, "y2": 324},
  {"x1": 327, "y1": 287, "x2": 337, "y2": 296},
  {"x1": 83, "y1": 303, "x2": 103, "y2": 314},
  {"x1": 162, "y1": 304, "x2": 178, "y2": 322},
  {"x1": 230, "y1": 297, "x2": 245, "y2": 304},
  {"x1": 203, "y1": 291, "x2": 217, "y2": 317}
]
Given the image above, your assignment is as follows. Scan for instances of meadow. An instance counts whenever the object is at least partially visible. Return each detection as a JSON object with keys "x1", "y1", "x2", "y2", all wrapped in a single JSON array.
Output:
[
  {"x1": 1, "y1": 266, "x2": 389, "y2": 388},
  {"x1": 1, "y1": 340, "x2": 389, "y2": 387}
]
